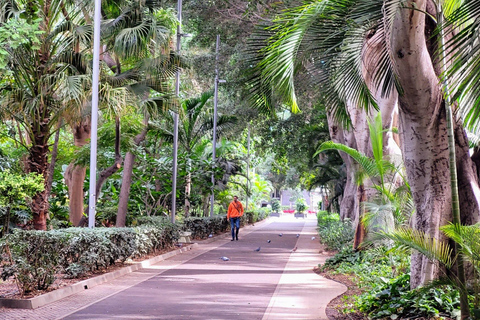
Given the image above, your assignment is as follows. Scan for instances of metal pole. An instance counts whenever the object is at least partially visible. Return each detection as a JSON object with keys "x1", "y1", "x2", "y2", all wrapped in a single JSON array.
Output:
[
  {"x1": 210, "y1": 35, "x2": 220, "y2": 217},
  {"x1": 246, "y1": 124, "x2": 250, "y2": 211},
  {"x1": 88, "y1": 0, "x2": 102, "y2": 228},
  {"x1": 171, "y1": 0, "x2": 182, "y2": 224}
]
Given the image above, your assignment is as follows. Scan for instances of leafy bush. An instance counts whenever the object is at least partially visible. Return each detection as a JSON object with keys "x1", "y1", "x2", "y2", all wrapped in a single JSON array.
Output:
[
  {"x1": 295, "y1": 198, "x2": 307, "y2": 213},
  {"x1": 183, "y1": 215, "x2": 229, "y2": 239},
  {"x1": 357, "y1": 273, "x2": 461, "y2": 319},
  {"x1": 135, "y1": 215, "x2": 169, "y2": 226},
  {"x1": 320, "y1": 246, "x2": 362, "y2": 272},
  {"x1": 271, "y1": 199, "x2": 280, "y2": 212},
  {"x1": 1, "y1": 222, "x2": 180, "y2": 292},
  {"x1": 1, "y1": 230, "x2": 69, "y2": 294},
  {"x1": 60, "y1": 228, "x2": 137, "y2": 278},
  {"x1": 317, "y1": 211, "x2": 354, "y2": 250}
]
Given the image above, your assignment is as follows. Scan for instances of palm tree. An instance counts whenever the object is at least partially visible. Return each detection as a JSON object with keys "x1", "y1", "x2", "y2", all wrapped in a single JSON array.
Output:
[
  {"x1": 246, "y1": 1, "x2": 480, "y2": 315},
  {"x1": 318, "y1": 112, "x2": 412, "y2": 247},
  {"x1": 0, "y1": 0, "x2": 90, "y2": 230},
  {"x1": 153, "y1": 91, "x2": 238, "y2": 217}
]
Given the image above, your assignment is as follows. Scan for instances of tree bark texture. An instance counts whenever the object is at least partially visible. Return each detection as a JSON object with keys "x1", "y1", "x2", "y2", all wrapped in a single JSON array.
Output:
[
  {"x1": 390, "y1": 0, "x2": 480, "y2": 288},
  {"x1": 64, "y1": 119, "x2": 91, "y2": 226},
  {"x1": 28, "y1": 122, "x2": 50, "y2": 231},
  {"x1": 45, "y1": 120, "x2": 62, "y2": 200},
  {"x1": 116, "y1": 116, "x2": 149, "y2": 227}
]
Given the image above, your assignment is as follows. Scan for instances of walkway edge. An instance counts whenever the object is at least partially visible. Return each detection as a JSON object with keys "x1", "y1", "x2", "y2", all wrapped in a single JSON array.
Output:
[{"x1": 0, "y1": 243, "x2": 198, "y2": 310}]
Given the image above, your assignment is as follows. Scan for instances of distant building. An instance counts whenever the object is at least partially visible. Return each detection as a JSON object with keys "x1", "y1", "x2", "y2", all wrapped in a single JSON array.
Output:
[{"x1": 270, "y1": 188, "x2": 323, "y2": 211}]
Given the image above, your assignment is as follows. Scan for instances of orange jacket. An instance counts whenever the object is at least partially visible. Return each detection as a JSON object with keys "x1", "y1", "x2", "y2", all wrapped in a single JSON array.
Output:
[{"x1": 227, "y1": 200, "x2": 244, "y2": 219}]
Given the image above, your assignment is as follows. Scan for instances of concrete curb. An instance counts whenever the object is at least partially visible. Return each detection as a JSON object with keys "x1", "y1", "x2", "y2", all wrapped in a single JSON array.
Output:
[{"x1": 0, "y1": 243, "x2": 198, "y2": 310}]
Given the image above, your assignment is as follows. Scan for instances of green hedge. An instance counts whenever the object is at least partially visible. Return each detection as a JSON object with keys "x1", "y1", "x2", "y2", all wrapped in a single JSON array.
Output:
[
  {"x1": 1, "y1": 219, "x2": 179, "y2": 294},
  {"x1": 183, "y1": 209, "x2": 270, "y2": 239},
  {"x1": 183, "y1": 215, "x2": 229, "y2": 239}
]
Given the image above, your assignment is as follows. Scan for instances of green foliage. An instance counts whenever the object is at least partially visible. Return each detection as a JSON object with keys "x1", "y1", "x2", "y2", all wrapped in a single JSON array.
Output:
[
  {"x1": 271, "y1": 199, "x2": 280, "y2": 212},
  {"x1": 245, "y1": 209, "x2": 270, "y2": 224},
  {"x1": 132, "y1": 223, "x2": 180, "y2": 258},
  {"x1": 0, "y1": 170, "x2": 44, "y2": 235},
  {"x1": 1, "y1": 230, "x2": 69, "y2": 294},
  {"x1": 317, "y1": 211, "x2": 354, "y2": 250},
  {"x1": 59, "y1": 228, "x2": 137, "y2": 278},
  {"x1": 357, "y1": 274, "x2": 461, "y2": 319},
  {"x1": 183, "y1": 215, "x2": 230, "y2": 239},
  {"x1": 1, "y1": 222, "x2": 180, "y2": 293},
  {"x1": 320, "y1": 246, "x2": 362, "y2": 272},
  {"x1": 0, "y1": 18, "x2": 43, "y2": 69},
  {"x1": 295, "y1": 198, "x2": 307, "y2": 213}
]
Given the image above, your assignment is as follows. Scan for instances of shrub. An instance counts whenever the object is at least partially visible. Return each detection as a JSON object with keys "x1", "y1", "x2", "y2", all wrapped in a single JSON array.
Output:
[
  {"x1": 271, "y1": 199, "x2": 280, "y2": 212},
  {"x1": 357, "y1": 274, "x2": 461, "y2": 319},
  {"x1": 244, "y1": 209, "x2": 270, "y2": 224},
  {"x1": 1, "y1": 222, "x2": 180, "y2": 292},
  {"x1": 1, "y1": 230, "x2": 69, "y2": 294},
  {"x1": 60, "y1": 228, "x2": 137, "y2": 277},
  {"x1": 183, "y1": 215, "x2": 229, "y2": 239},
  {"x1": 317, "y1": 211, "x2": 354, "y2": 250},
  {"x1": 295, "y1": 198, "x2": 307, "y2": 213}
]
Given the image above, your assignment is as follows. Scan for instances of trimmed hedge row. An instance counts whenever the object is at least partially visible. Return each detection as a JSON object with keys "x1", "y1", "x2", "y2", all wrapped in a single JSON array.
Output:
[
  {"x1": 183, "y1": 215, "x2": 229, "y2": 239},
  {"x1": 1, "y1": 220, "x2": 179, "y2": 294}
]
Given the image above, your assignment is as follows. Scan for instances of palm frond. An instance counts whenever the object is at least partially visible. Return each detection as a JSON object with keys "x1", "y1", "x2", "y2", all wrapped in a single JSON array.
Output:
[
  {"x1": 377, "y1": 227, "x2": 454, "y2": 268},
  {"x1": 441, "y1": 223, "x2": 480, "y2": 268},
  {"x1": 317, "y1": 141, "x2": 379, "y2": 179}
]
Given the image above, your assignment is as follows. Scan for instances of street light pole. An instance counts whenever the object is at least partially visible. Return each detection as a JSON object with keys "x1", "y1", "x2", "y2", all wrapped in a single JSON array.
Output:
[
  {"x1": 88, "y1": 0, "x2": 102, "y2": 228},
  {"x1": 210, "y1": 35, "x2": 225, "y2": 217},
  {"x1": 171, "y1": 0, "x2": 182, "y2": 224},
  {"x1": 246, "y1": 124, "x2": 250, "y2": 211}
]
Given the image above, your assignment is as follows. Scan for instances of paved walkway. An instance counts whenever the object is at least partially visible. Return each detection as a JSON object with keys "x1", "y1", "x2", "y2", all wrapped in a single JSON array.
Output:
[{"x1": 0, "y1": 214, "x2": 346, "y2": 320}]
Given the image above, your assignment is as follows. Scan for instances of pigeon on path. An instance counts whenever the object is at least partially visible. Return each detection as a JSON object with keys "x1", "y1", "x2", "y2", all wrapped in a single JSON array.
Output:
[
  {"x1": 290, "y1": 246, "x2": 298, "y2": 253},
  {"x1": 278, "y1": 233, "x2": 283, "y2": 237},
  {"x1": 267, "y1": 240, "x2": 271, "y2": 243},
  {"x1": 296, "y1": 234, "x2": 300, "y2": 238},
  {"x1": 208, "y1": 234, "x2": 213, "y2": 238},
  {"x1": 311, "y1": 236, "x2": 316, "y2": 240},
  {"x1": 220, "y1": 256, "x2": 230, "y2": 261},
  {"x1": 254, "y1": 247, "x2": 261, "y2": 252}
]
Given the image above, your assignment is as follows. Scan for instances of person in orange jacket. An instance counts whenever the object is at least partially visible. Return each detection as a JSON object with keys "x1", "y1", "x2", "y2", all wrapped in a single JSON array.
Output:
[{"x1": 227, "y1": 195, "x2": 244, "y2": 241}]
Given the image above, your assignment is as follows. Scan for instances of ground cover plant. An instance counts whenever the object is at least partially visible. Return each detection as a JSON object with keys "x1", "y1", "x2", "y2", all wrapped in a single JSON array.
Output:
[
  {"x1": 316, "y1": 211, "x2": 472, "y2": 319},
  {"x1": 317, "y1": 211, "x2": 354, "y2": 251}
]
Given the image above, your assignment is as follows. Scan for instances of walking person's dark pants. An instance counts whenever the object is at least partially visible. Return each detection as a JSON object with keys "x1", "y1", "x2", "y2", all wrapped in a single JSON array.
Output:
[{"x1": 230, "y1": 217, "x2": 240, "y2": 240}]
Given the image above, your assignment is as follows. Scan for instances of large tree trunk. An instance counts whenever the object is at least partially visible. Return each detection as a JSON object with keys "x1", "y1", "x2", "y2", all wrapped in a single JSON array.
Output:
[
  {"x1": 390, "y1": 0, "x2": 480, "y2": 288},
  {"x1": 29, "y1": 123, "x2": 50, "y2": 231},
  {"x1": 327, "y1": 121, "x2": 359, "y2": 221},
  {"x1": 116, "y1": 116, "x2": 149, "y2": 227},
  {"x1": 45, "y1": 120, "x2": 62, "y2": 200},
  {"x1": 64, "y1": 119, "x2": 91, "y2": 226}
]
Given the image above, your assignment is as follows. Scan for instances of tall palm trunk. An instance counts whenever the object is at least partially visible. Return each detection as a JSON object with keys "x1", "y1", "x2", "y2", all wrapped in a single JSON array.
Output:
[
  {"x1": 65, "y1": 119, "x2": 91, "y2": 226},
  {"x1": 116, "y1": 115, "x2": 149, "y2": 227},
  {"x1": 29, "y1": 121, "x2": 50, "y2": 231},
  {"x1": 391, "y1": 0, "x2": 480, "y2": 288}
]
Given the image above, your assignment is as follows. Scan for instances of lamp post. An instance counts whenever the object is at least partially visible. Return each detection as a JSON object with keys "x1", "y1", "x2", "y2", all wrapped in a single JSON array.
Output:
[
  {"x1": 171, "y1": 0, "x2": 183, "y2": 224},
  {"x1": 210, "y1": 35, "x2": 225, "y2": 217},
  {"x1": 87, "y1": 0, "x2": 102, "y2": 228}
]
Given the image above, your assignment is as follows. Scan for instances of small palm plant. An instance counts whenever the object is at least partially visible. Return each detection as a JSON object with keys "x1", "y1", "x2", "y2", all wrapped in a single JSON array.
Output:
[
  {"x1": 317, "y1": 112, "x2": 412, "y2": 233},
  {"x1": 377, "y1": 224, "x2": 480, "y2": 312}
]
